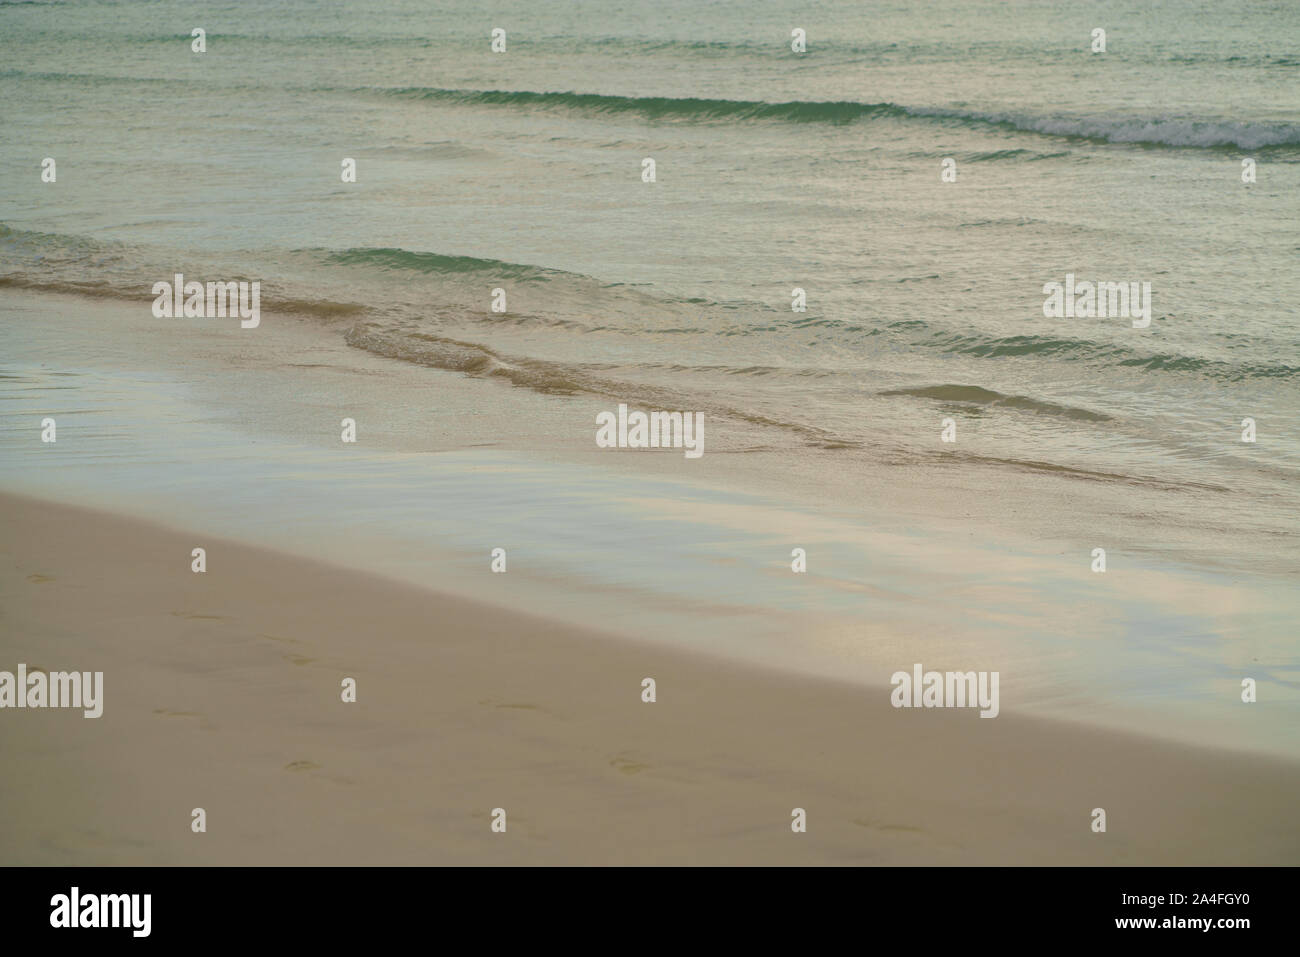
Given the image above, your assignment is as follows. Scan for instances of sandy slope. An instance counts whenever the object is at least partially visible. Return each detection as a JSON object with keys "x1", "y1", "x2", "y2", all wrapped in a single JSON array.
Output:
[{"x1": 1, "y1": 492, "x2": 1297, "y2": 865}]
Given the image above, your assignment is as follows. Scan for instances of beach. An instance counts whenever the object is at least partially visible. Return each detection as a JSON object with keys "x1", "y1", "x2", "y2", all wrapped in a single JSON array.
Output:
[
  {"x1": 1, "y1": 281, "x2": 1298, "y2": 864},
  {"x1": 4, "y1": 490, "x2": 1299, "y2": 865},
  {"x1": 2, "y1": 0, "x2": 1298, "y2": 867}
]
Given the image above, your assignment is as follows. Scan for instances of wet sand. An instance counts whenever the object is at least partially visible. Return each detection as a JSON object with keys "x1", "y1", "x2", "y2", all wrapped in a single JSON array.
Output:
[{"x1": 2, "y1": 492, "x2": 1297, "y2": 865}]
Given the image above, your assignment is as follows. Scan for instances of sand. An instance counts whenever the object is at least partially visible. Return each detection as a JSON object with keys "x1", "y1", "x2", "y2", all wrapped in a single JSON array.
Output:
[{"x1": 1, "y1": 490, "x2": 1297, "y2": 865}]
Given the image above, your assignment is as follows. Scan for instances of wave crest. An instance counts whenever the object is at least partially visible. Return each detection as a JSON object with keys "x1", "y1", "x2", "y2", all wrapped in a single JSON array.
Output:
[{"x1": 376, "y1": 87, "x2": 1300, "y2": 150}]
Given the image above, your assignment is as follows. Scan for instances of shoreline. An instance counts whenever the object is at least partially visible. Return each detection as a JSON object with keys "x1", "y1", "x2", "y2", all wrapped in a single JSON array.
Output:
[
  {"x1": 2, "y1": 287, "x2": 1298, "y2": 760},
  {"x1": 2, "y1": 284, "x2": 1295, "y2": 583},
  {"x1": 3, "y1": 491, "x2": 1299, "y2": 865}
]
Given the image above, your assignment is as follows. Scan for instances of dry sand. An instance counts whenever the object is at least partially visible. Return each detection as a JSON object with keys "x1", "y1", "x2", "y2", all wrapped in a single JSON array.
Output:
[{"x1": 1, "y1": 491, "x2": 1297, "y2": 865}]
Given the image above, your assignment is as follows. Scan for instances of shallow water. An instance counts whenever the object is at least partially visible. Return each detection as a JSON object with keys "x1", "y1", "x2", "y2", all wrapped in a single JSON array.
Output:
[
  {"x1": 2, "y1": 290, "x2": 1296, "y2": 758},
  {"x1": 2, "y1": 0, "x2": 1297, "y2": 539}
]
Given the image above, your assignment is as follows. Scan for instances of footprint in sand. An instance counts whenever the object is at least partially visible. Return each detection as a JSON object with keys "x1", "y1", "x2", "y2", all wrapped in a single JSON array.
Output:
[
  {"x1": 852, "y1": 818, "x2": 964, "y2": 850},
  {"x1": 609, "y1": 754, "x2": 651, "y2": 775},
  {"x1": 259, "y1": 633, "x2": 304, "y2": 646}
]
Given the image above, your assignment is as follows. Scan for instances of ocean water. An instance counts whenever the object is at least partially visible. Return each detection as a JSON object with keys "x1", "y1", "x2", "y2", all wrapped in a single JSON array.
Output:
[
  {"x1": 1, "y1": 0, "x2": 1299, "y2": 750},
  {"x1": 2, "y1": 2, "x2": 1297, "y2": 553}
]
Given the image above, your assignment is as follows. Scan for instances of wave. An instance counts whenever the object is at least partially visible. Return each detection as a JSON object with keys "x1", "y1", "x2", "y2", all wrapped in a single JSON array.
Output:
[
  {"x1": 878, "y1": 384, "x2": 1111, "y2": 422},
  {"x1": 381, "y1": 87, "x2": 902, "y2": 126},
  {"x1": 4, "y1": 244, "x2": 1292, "y2": 495},
  {"x1": 6, "y1": 65, "x2": 1292, "y2": 151},
  {"x1": 964, "y1": 149, "x2": 1071, "y2": 163},
  {"x1": 320, "y1": 246, "x2": 569, "y2": 282},
  {"x1": 0, "y1": 274, "x2": 371, "y2": 322},
  {"x1": 906, "y1": 106, "x2": 1300, "y2": 150},
  {"x1": 920, "y1": 329, "x2": 1298, "y2": 382},
  {"x1": 944, "y1": 451, "x2": 1233, "y2": 494},
  {"x1": 376, "y1": 87, "x2": 1300, "y2": 150},
  {"x1": 343, "y1": 326, "x2": 586, "y2": 395},
  {"x1": 4, "y1": 225, "x2": 1294, "y2": 385},
  {"x1": 0, "y1": 276, "x2": 134, "y2": 299},
  {"x1": 340, "y1": 323, "x2": 848, "y2": 447}
]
